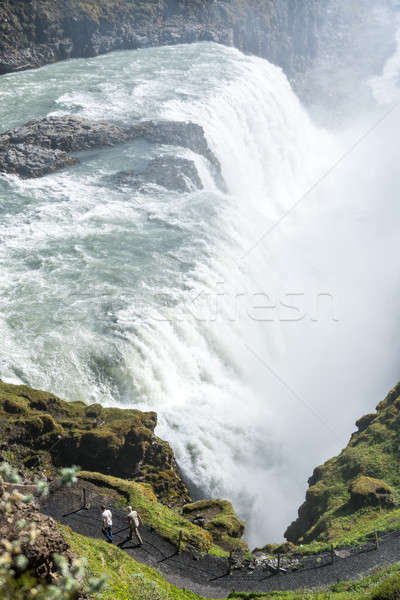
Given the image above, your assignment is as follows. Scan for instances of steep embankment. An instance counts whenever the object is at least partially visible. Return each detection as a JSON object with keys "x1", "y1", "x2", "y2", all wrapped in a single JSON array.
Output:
[
  {"x1": 0, "y1": 379, "x2": 248, "y2": 554},
  {"x1": 0, "y1": 0, "x2": 394, "y2": 89},
  {"x1": 0, "y1": 0, "x2": 327, "y2": 76},
  {"x1": 0, "y1": 379, "x2": 190, "y2": 506},
  {"x1": 285, "y1": 381, "x2": 400, "y2": 546}
]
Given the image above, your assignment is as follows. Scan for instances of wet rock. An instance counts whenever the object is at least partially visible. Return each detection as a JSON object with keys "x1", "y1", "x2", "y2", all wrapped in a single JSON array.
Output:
[
  {"x1": 0, "y1": 115, "x2": 132, "y2": 153},
  {"x1": 0, "y1": 142, "x2": 77, "y2": 178},
  {"x1": 113, "y1": 156, "x2": 203, "y2": 193},
  {"x1": 0, "y1": 116, "x2": 221, "y2": 180},
  {"x1": 131, "y1": 121, "x2": 218, "y2": 171}
]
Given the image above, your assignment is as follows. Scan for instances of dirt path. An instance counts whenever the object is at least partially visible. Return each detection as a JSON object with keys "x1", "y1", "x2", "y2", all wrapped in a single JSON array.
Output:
[{"x1": 42, "y1": 484, "x2": 400, "y2": 597}]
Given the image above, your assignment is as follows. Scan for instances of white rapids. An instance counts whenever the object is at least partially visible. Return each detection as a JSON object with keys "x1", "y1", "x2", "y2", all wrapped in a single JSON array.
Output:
[{"x1": 0, "y1": 41, "x2": 400, "y2": 545}]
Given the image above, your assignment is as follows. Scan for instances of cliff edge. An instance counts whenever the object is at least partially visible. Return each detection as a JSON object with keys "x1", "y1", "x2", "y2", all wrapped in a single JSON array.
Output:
[{"x1": 285, "y1": 380, "x2": 400, "y2": 545}]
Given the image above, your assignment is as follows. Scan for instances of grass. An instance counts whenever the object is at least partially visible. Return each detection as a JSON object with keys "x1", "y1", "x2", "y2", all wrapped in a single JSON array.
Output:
[
  {"x1": 182, "y1": 499, "x2": 248, "y2": 553},
  {"x1": 64, "y1": 526, "x2": 400, "y2": 600},
  {"x1": 64, "y1": 527, "x2": 210, "y2": 600},
  {"x1": 228, "y1": 562, "x2": 400, "y2": 599},
  {"x1": 285, "y1": 381, "x2": 400, "y2": 547},
  {"x1": 292, "y1": 507, "x2": 400, "y2": 556},
  {"x1": 0, "y1": 379, "x2": 190, "y2": 506},
  {"x1": 79, "y1": 471, "x2": 228, "y2": 556}
]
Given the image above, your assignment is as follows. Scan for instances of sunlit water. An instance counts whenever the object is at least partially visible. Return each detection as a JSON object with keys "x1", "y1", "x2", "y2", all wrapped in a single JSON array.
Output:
[{"x1": 1, "y1": 42, "x2": 400, "y2": 546}]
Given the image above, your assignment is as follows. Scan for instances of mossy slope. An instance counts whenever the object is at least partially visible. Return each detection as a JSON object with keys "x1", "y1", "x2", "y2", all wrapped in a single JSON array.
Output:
[
  {"x1": 65, "y1": 526, "x2": 400, "y2": 600},
  {"x1": 78, "y1": 471, "x2": 214, "y2": 554},
  {"x1": 183, "y1": 498, "x2": 248, "y2": 553},
  {"x1": 285, "y1": 381, "x2": 400, "y2": 545},
  {"x1": 0, "y1": 379, "x2": 189, "y2": 506}
]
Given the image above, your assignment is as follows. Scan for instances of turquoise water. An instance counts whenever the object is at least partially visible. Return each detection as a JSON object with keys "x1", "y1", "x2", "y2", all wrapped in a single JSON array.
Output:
[{"x1": 1, "y1": 42, "x2": 400, "y2": 545}]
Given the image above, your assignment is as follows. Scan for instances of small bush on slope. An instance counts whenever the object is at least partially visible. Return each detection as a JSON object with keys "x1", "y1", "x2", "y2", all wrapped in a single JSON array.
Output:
[{"x1": 0, "y1": 462, "x2": 105, "y2": 600}]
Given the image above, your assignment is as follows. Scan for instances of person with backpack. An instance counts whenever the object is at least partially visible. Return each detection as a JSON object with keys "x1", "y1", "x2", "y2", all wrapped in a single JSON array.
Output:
[{"x1": 127, "y1": 505, "x2": 143, "y2": 545}]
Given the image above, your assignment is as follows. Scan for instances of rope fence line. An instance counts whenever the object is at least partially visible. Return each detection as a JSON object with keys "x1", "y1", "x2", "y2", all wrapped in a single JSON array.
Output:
[{"x1": 42, "y1": 484, "x2": 400, "y2": 586}]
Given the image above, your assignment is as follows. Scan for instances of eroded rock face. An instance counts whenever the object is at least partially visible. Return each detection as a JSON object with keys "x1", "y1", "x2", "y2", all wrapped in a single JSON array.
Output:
[
  {"x1": 0, "y1": 380, "x2": 190, "y2": 506},
  {"x1": 112, "y1": 156, "x2": 203, "y2": 193},
  {"x1": 0, "y1": 116, "x2": 220, "y2": 180},
  {"x1": 0, "y1": 1, "x2": 326, "y2": 77}
]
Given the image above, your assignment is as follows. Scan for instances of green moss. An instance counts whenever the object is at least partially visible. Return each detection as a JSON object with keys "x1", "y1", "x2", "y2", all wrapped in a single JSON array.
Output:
[
  {"x1": 349, "y1": 476, "x2": 393, "y2": 508},
  {"x1": 285, "y1": 381, "x2": 400, "y2": 546},
  {"x1": 63, "y1": 527, "x2": 400, "y2": 600},
  {"x1": 64, "y1": 527, "x2": 209, "y2": 600},
  {"x1": 78, "y1": 471, "x2": 213, "y2": 553},
  {"x1": 229, "y1": 563, "x2": 400, "y2": 600},
  {"x1": 182, "y1": 499, "x2": 248, "y2": 553},
  {"x1": 0, "y1": 379, "x2": 190, "y2": 506}
]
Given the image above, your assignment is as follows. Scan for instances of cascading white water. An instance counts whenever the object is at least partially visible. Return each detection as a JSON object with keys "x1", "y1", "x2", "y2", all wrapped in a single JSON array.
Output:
[{"x1": 1, "y1": 41, "x2": 400, "y2": 546}]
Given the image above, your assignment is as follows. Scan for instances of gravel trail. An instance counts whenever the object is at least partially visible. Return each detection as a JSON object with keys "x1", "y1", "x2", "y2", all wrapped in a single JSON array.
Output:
[{"x1": 42, "y1": 484, "x2": 400, "y2": 597}]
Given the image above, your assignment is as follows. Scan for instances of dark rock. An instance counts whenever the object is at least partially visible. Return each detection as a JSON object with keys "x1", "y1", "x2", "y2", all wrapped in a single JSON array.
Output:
[
  {"x1": 0, "y1": 116, "x2": 221, "y2": 180},
  {"x1": 273, "y1": 541, "x2": 297, "y2": 555},
  {"x1": 0, "y1": 142, "x2": 77, "y2": 178},
  {"x1": 0, "y1": 0, "x2": 395, "y2": 118},
  {"x1": 192, "y1": 514, "x2": 206, "y2": 527},
  {"x1": 355, "y1": 413, "x2": 376, "y2": 433},
  {"x1": 113, "y1": 156, "x2": 203, "y2": 193},
  {"x1": 0, "y1": 116, "x2": 130, "y2": 152},
  {"x1": 130, "y1": 121, "x2": 218, "y2": 171}
]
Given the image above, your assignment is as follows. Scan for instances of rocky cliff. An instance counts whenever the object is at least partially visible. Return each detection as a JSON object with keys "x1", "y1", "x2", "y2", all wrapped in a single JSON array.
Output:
[
  {"x1": 0, "y1": 1, "x2": 322, "y2": 76},
  {"x1": 0, "y1": 379, "x2": 190, "y2": 506},
  {"x1": 285, "y1": 380, "x2": 400, "y2": 545},
  {"x1": 0, "y1": 0, "x2": 394, "y2": 86}
]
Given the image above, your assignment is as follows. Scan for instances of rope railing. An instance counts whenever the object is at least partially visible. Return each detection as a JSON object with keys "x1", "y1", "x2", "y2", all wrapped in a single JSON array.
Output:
[{"x1": 39, "y1": 483, "x2": 400, "y2": 586}]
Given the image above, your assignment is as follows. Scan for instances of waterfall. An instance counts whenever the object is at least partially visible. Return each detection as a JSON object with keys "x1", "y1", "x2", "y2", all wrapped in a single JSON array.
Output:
[{"x1": 0, "y1": 41, "x2": 399, "y2": 546}]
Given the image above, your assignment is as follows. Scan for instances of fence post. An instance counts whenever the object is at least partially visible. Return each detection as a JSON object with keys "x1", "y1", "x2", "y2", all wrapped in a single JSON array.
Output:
[
  {"x1": 82, "y1": 488, "x2": 86, "y2": 508},
  {"x1": 375, "y1": 531, "x2": 379, "y2": 550},
  {"x1": 330, "y1": 545, "x2": 335, "y2": 565},
  {"x1": 177, "y1": 530, "x2": 183, "y2": 554},
  {"x1": 277, "y1": 553, "x2": 281, "y2": 574},
  {"x1": 228, "y1": 551, "x2": 233, "y2": 575}
]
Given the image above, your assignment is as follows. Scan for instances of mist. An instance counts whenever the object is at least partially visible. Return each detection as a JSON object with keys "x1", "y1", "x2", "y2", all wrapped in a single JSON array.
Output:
[
  {"x1": 233, "y1": 9, "x2": 400, "y2": 544},
  {"x1": 1, "y1": 3, "x2": 400, "y2": 551}
]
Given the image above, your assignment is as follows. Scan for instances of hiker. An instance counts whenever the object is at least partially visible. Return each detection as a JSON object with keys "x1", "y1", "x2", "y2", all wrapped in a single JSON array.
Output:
[
  {"x1": 101, "y1": 504, "x2": 113, "y2": 543},
  {"x1": 127, "y1": 505, "x2": 143, "y2": 545}
]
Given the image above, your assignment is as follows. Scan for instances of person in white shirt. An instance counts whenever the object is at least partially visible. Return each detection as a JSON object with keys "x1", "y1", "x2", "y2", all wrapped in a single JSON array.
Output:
[
  {"x1": 101, "y1": 504, "x2": 113, "y2": 543},
  {"x1": 127, "y1": 505, "x2": 143, "y2": 545}
]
